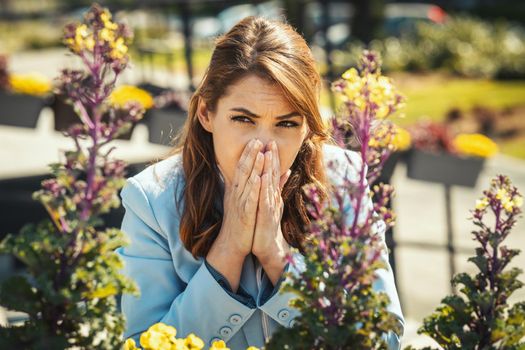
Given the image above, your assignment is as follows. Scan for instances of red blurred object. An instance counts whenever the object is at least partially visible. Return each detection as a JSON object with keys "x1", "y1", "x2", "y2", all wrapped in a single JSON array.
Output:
[
  {"x1": 407, "y1": 120, "x2": 457, "y2": 155},
  {"x1": 428, "y1": 5, "x2": 447, "y2": 23}
]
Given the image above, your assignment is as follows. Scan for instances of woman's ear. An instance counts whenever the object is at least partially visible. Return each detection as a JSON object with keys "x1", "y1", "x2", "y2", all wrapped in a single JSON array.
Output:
[{"x1": 196, "y1": 97, "x2": 213, "y2": 133}]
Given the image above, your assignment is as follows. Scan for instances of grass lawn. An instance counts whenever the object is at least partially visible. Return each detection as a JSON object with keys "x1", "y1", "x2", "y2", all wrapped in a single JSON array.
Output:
[
  {"x1": 392, "y1": 75, "x2": 525, "y2": 126},
  {"x1": 499, "y1": 136, "x2": 525, "y2": 160},
  {"x1": 320, "y1": 73, "x2": 525, "y2": 159},
  {"x1": 320, "y1": 72, "x2": 525, "y2": 125}
]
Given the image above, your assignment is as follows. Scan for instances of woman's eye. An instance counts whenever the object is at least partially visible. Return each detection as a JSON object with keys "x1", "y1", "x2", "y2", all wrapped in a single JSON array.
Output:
[
  {"x1": 278, "y1": 121, "x2": 299, "y2": 128},
  {"x1": 231, "y1": 116, "x2": 254, "y2": 124},
  {"x1": 231, "y1": 116, "x2": 299, "y2": 128}
]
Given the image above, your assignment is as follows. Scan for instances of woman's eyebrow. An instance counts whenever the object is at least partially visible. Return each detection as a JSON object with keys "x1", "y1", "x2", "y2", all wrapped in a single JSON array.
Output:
[{"x1": 230, "y1": 107, "x2": 302, "y2": 120}]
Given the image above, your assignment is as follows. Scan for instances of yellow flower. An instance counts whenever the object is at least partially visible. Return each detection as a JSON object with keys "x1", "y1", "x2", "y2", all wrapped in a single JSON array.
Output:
[
  {"x1": 210, "y1": 340, "x2": 230, "y2": 349},
  {"x1": 101, "y1": 9, "x2": 118, "y2": 30},
  {"x1": 171, "y1": 338, "x2": 189, "y2": 350},
  {"x1": 99, "y1": 27, "x2": 115, "y2": 42},
  {"x1": 75, "y1": 24, "x2": 95, "y2": 53},
  {"x1": 246, "y1": 347, "x2": 260, "y2": 350},
  {"x1": 493, "y1": 188, "x2": 522, "y2": 213},
  {"x1": 123, "y1": 338, "x2": 141, "y2": 350},
  {"x1": 342, "y1": 67, "x2": 360, "y2": 81},
  {"x1": 8, "y1": 73, "x2": 51, "y2": 96},
  {"x1": 65, "y1": 24, "x2": 95, "y2": 53},
  {"x1": 368, "y1": 123, "x2": 410, "y2": 151},
  {"x1": 475, "y1": 198, "x2": 489, "y2": 210},
  {"x1": 149, "y1": 323, "x2": 177, "y2": 338},
  {"x1": 84, "y1": 35, "x2": 95, "y2": 51},
  {"x1": 338, "y1": 67, "x2": 403, "y2": 119},
  {"x1": 453, "y1": 133, "x2": 498, "y2": 158},
  {"x1": 391, "y1": 126, "x2": 411, "y2": 151},
  {"x1": 502, "y1": 197, "x2": 514, "y2": 213},
  {"x1": 109, "y1": 85, "x2": 154, "y2": 110},
  {"x1": 140, "y1": 331, "x2": 170, "y2": 350},
  {"x1": 76, "y1": 24, "x2": 89, "y2": 38},
  {"x1": 514, "y1": 195, "x2": 523, "y2": 209},
  {"x1": 184, "y1": 333, "x2": 204, "y2": 349},
  {"x1": 85, "y1": 283, "x2": 117, "y2": 299},
  {"x1": 495, "y1": 188, "x2": 507, "y2": 200},
  {"x1": 367, "y1": 74, "x2": 401, "y2": 119},
  {"x1": 140, "y1": 323, "x2": 177, "y2": 350},
  {"x1": 110, "y1": 37, "x2": 129, "y2": 60}
]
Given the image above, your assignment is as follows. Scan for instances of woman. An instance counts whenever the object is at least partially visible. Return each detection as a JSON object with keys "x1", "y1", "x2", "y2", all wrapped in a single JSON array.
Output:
[{"x1": 116, "y1": 16, "x2": 404, "y2": 349}]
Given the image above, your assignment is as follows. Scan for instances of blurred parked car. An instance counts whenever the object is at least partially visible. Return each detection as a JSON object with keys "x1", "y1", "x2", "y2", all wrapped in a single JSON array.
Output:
[{"x1": 305, "y1": 2, "x2": 448, "y2": 49}]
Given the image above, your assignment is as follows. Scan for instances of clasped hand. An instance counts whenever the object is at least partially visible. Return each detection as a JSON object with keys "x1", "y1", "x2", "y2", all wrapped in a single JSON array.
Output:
[{"x1": 219, "y1": 138, "x2": 292, "y2": 270}]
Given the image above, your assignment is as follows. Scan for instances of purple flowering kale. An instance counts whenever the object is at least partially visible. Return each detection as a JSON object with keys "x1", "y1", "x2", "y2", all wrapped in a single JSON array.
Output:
[
  {"x1": 406, "y1": 175, "x2": 524, "y2": 349},
  {"x1": 266, "y1": 51, "x2": 405, "y2": 349},
  {"x1": 0, "y1": 4, "x2": 140, "y2": 349}
]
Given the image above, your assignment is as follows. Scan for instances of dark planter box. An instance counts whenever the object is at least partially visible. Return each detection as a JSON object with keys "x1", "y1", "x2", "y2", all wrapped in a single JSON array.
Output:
[
  {"x1": 144, "y1": 105, "x2": 187, "y2": 145},
  {"x1": 51, "y1": 94, "x2": 78, "y2": 132},
  {"x1": 0, "y1": 161, "x2": 150, "y2": 280},
  {"x1": 375, "y1": 151, "x2": 406, "y2": 184},
  {"x1": 406, "y1": 149, "x2": 485, "y2": 187},
  {"x1": 136, "y1": 82, "x2": 189, "y2": 145},
  {"x1": 0, "y1": 91, "x2": 47, "y2": 128}
]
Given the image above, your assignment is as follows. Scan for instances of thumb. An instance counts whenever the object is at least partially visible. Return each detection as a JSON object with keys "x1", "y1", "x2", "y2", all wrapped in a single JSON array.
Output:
[{"x1": 279, "y1": 169, "x2": 292, "y2": 192}]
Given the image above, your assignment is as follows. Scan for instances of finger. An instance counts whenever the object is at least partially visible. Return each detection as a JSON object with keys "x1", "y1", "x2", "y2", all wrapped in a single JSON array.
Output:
[
  {"x1": 244, "y1": 172, "x2": 261, "y2": 217},
  {"x1": 253, "y1": 150, "x2": 265, "y2": 177},
  {"x1": 268, "y1": 172, "x2": 274, "y2": 208},
  {"x1": 261, "y1": 172, "x2": 271, "y2": 208},
  {"x1": 236, "y1": 139, "x2": 262, "y2": 195},
  {"x1": 279, "y1": 169, "x2": 292, "y2": 192},
  {"x1": 262, "y1": 149, "x2": 272, "y2": 179},
  {"x1": 240, "y1": 150, "x2": 264, "y2": 208},
  {"x1": 271, "y1": 141, "x2": 280, "y2": 191},
  {"x1": 232, "y1": 139, "x2": 254, "y2": 190},
  {"x1": 264, "y1": 150, "x2": 274, "y2": 202}
]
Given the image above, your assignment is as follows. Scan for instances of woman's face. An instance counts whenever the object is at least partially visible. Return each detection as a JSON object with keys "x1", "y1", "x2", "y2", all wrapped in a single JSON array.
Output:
[{"x1": 197, "y1": 74, "x2": 310, "y2": 185}]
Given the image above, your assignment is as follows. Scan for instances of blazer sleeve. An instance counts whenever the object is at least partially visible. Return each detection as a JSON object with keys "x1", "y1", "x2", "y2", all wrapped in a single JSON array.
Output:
[
  {"x1": 258, "y1": 262, "x2": 289, "y2": 304},
  {"x1": 115, "y1": 177, "x2": 258, "y2": 347},
  {"x1": 204, "y1": 259, "x2": 256, "y2": 308},
  {"x1": 257, "y1": 251, "x2": 306, "y2": 328},
  {"x1": 339, "y1": 149, "x2": 406, "y2": 349}
]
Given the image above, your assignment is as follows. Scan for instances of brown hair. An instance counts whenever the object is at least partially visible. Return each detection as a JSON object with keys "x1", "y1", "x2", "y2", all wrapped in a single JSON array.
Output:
[{"x1": 160, "y1": 16, "x2": 332, "y2": 259}]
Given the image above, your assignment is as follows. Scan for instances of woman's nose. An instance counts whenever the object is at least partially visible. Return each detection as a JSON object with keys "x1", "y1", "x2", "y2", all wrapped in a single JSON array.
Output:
[
  {"x1": 254, "y1": 134, "x2": 274, "y2": 152},
  {"x1": 249, "y1": 126, "x2": 277, "y2": 151},
  {"x1": 257, "y1": 139, "x2": 273, "y2": 153}
]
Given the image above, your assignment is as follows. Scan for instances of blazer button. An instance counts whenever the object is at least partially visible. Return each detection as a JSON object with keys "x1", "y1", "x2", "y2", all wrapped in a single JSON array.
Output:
[
  {"x1": 289, "y1": 319, "x2": 297, "y2": 328},
  {"x1": 229, "y1": 314, "x2": 242, "y2": 325},
  {"x1": 278, "y1": 309, "x2": 290, "y2": 320},
  {"x1": 219, "y1": 326, "x2": 232, "y2": 337},
  {"x1": 209, "y1": 337, "x2": 222, "y2": 346}
]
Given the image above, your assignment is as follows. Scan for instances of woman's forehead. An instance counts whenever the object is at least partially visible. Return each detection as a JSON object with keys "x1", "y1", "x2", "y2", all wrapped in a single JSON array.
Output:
[{"x1": 221, "y1": 76, "x2": 293, "y2": 110}]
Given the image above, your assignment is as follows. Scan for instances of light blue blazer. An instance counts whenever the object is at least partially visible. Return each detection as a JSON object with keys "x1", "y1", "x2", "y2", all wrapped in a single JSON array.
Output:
[{"x1": 115, "y1": 143, "x2": 405, "y2": 349}]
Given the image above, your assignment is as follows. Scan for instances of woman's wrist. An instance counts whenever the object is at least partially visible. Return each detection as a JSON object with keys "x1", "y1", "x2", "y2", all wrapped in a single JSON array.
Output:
[
  {"x1": 206, "y1": 237, "x2": 247, "y2": 293},
  {"x1": 257, "y1": 237, "x2": 291, "y2": 266},
  {"x1": 257, "y1": 240, "x2": 291, "y2": 286}
]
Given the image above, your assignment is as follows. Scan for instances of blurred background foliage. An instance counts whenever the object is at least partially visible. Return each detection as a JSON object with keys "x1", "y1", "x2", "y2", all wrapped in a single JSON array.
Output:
[{"x1": 1, "y1": 0, "x2": 524, "y2": 161}]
